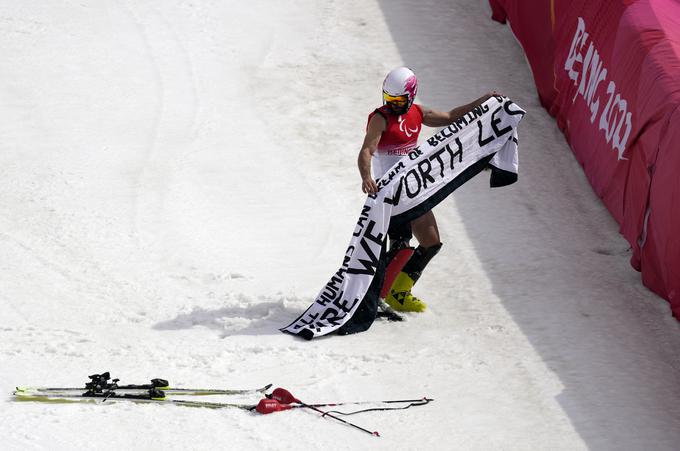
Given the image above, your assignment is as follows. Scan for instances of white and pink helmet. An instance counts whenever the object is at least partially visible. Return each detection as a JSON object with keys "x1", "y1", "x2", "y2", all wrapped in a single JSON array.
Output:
[{"x1": 382, "y1": 67, "x2": 418, "y2": 114}]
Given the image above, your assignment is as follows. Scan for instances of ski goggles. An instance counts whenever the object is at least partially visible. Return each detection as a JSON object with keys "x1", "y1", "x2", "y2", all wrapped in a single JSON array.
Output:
[{"x1": 383, "y1": 92, "x2": 408, "y2": 107}]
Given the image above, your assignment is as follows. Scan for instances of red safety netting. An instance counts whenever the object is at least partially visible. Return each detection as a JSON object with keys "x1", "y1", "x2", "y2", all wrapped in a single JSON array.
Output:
[{"x1": 489, "y1": 0, "x2": 680, "y2": 317}]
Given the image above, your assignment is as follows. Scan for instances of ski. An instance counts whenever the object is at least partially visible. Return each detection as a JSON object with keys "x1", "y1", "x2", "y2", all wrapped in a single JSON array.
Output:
[
  {"x1": 14, "y1": 385, "x2": 273, "y2": 397},
  {"x1": 13, "y1": 389, "x2": 259, "y2": 411},
  {"x1": 15, "y1": 372, "x2": 272, "y2": 397}
]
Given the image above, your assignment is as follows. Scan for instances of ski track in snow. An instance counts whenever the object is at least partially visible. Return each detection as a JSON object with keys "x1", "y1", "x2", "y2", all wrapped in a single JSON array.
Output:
[{"x1": 2, "y1": 0, "x2": 680, "y2": 450}]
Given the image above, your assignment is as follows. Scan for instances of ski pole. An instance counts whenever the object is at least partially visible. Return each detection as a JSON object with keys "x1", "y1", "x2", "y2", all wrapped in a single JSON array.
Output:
[
  {"x1": 268, "y1": 388, "x2": 433, "y2": 408},
  {"x1": 269, "y1": 388, "x2": 380, "y2": 437},
  {"x1": 255, "y1": 396, "x2": 432, "y2": 416}
]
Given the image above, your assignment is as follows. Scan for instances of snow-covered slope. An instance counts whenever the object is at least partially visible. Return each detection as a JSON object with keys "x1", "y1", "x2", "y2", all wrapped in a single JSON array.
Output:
[{"x1": 2, "y1": 1, "x2": 680, "y2": 449}]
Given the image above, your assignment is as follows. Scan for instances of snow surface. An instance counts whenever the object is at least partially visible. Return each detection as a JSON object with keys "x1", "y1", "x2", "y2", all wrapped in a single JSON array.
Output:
[{"x1": 2, "y1": 0, "x2": 680, "y2": 450}]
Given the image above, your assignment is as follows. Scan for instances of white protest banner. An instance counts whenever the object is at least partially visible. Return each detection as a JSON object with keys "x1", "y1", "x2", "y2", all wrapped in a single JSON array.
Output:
[{"x1": 282, "y1": 96, "x2": 525, "y2": 339}]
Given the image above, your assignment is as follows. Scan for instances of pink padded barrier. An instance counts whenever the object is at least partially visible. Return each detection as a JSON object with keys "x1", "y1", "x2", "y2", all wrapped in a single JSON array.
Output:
[{"x1": 489, "y1": 0, "x2": 680, "y2": 318}]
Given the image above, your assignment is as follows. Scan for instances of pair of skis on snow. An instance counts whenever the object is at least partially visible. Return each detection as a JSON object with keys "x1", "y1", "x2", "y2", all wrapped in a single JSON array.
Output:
[
  {"x1": 13, "y1": 372, "x2": 272, "y2": 410},
  {"x1": 13, "y1": 372, "x2": 433, "y2": 437}
]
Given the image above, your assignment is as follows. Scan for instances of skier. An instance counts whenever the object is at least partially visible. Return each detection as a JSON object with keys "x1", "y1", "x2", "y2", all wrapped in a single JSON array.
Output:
[{"x1": 358, "y1": 66, "x2": 496, "y2": 312}]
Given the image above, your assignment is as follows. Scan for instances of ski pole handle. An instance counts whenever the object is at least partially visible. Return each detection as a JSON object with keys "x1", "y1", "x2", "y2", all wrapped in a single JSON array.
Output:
[
  {"x1": 255, "y1": 398, "x2": 293, "y2": 414},
  {"x1": 269, "y1": 387, "x2": 298, "y2": 404}
]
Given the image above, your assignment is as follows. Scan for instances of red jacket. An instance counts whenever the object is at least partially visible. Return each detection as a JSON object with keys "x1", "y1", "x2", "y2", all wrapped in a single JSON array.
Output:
[{"x1": 367, "y1": 104, "x2": 423, "y2": 157}]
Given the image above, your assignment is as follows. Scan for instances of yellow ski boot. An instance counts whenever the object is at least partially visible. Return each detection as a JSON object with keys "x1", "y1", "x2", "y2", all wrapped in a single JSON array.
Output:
[{"x1": 385, "y1": 272, "x2": 427, "y2": 312}]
